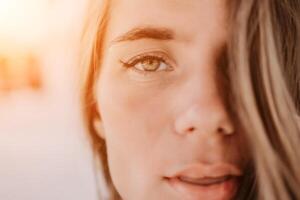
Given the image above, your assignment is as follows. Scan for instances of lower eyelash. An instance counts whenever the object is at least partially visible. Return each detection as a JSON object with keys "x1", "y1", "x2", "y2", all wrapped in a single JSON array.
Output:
[
  {"x1": 119, "y1": 51, "x2": 175, "y2": 77},
  {"x1": 119, "y1": 59, "x2": 135, "y2": 69},
  {"x1": 119, "y1": 59, "x2": 157, "y2": 76},
  {"x1": 119, "y1": 55, "x2": 166, "y2": 68},
  {"x1": 131, "y1": 66, "x2": 151, "y2": 76}
]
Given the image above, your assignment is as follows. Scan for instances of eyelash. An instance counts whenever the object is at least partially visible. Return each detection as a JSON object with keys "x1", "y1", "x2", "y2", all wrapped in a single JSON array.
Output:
[{"x1": 119, "y1": 52, "x2": 174, "y2": 75}]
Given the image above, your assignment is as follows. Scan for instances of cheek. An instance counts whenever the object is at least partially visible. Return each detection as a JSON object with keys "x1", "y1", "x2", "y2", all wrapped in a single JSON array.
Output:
[
  {"x1": 97, "y1": 76, "x2": 169, "y2": 146},
  {"x1": 97, "y1": 62, "x2": 174, "y2": 147},
  {"x1": 96, "y1": 76, "x2": 172, "y2": 195}
]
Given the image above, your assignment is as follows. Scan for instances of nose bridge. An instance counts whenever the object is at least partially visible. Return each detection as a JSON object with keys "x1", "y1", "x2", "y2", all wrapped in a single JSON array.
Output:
[{"x1": 173, "y1": 74, "x2": 234, "y2": 136}]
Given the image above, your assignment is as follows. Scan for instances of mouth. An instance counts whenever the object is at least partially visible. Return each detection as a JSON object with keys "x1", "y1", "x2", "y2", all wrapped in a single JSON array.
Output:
[
  {"x1": 164, "y1": 163, "x2": 242, "y2": 200},
  {"x1": 177, "y1": 174, "x2": 234, "y2": 186},
  {"x1": 165, "y1": 175, "x2": 239, "y2": 200}
]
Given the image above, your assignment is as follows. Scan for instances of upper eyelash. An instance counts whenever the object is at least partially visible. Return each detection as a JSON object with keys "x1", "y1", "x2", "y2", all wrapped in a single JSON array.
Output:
[
  {"x1": 119, "y1": 51, "x2": 173, "y2": 70},
  {"x1": 120, "y1": 55, "x2": 165, "y2": 69}
]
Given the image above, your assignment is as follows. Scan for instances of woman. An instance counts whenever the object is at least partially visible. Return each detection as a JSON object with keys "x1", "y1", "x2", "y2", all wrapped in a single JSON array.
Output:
[{"x1": 81, "y1": 0, "x2": 300, "y2": 199}]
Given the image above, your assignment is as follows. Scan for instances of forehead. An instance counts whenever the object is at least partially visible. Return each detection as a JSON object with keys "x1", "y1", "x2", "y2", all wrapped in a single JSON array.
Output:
[{"x1": 107, "y1": 0, "x2": 229, "y2": 45}]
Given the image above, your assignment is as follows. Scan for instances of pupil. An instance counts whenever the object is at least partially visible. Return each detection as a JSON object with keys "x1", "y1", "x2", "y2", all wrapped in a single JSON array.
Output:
[{"x1": 143, "y1": 59, "x2": 159, "y2": 71}]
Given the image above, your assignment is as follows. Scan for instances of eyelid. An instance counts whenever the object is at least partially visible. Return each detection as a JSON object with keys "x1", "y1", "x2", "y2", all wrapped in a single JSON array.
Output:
[{"x1": 120, "y1": 51, "x2": 176, "y2": 70}]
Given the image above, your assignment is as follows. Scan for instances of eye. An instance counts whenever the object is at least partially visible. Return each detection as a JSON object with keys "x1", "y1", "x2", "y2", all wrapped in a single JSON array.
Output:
[
  {"x1": 134, "y1": 56, "x2": 167, "y2": 72},
  {"x1": 120, "y1": 52, "x2": 174, "y2": 74}
]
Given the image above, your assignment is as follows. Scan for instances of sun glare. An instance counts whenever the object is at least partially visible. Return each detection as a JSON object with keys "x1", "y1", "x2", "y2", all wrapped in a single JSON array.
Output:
[
  {"x1": 0, "y1": 0, "x2": 86, "y2": 93},
  {"x1": 0, "y1": 0, "x2": 48, "y2": 92},
  {"x1": 0, "y1": 0, "x2": 52, "y2": 46}
]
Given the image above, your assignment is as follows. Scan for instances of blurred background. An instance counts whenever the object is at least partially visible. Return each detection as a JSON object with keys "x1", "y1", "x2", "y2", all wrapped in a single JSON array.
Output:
[{"x1": 0, "y1": 0, "x2": 99, "y2": 200}]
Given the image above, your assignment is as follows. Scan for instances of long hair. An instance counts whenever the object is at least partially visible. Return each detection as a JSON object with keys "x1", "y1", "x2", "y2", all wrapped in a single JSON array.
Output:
[
  {"x1": 227, "y1": 1, "x2": 300, "y2": 200},
  {"x1": 81, "y1": 0, "x2": 300, "y2": 199}
]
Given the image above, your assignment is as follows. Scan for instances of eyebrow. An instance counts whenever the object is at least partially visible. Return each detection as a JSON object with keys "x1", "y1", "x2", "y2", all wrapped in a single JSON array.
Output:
[{"x1": 110, "y1": 26, "x2": 175, "y2": 45}]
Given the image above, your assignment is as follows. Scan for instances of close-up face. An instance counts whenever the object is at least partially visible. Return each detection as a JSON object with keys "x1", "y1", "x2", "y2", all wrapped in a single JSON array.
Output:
[{"x1": 95, "y1": 0, "x2": 248, "y2": 199}]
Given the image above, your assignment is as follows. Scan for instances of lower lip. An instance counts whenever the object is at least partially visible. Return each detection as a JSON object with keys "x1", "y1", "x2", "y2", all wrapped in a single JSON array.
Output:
[{"x1": 166, "y1": 176, "x2": 239, "y2": 200}]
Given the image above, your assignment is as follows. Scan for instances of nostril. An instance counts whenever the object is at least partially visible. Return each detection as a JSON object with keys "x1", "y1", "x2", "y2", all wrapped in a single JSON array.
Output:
[
  {"x1": 187, "y1": 127, "x2": 195, "y2": 132},
  {"x1": 185, "y1": 127, "x2": 232, "y2": 134},
  {"x1": 217, "y1": 127, "x2": 224, "y2": 133},
  {"x1": 217, "y1": 127, "x2": 234, "y2": 135}
]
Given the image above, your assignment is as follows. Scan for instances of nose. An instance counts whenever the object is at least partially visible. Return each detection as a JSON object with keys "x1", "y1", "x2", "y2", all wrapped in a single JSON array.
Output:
[{"x1": 174, "y1": 101, "x2": 235, "y2": 136}]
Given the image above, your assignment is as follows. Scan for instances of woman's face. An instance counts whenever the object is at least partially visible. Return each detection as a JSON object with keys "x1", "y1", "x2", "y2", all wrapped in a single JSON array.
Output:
[{"x1": 95, "y1": 0, "x2": 247, "y2": 199}]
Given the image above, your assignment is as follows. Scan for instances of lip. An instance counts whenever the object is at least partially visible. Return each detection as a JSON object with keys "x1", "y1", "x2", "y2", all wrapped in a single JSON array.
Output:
[
  {"x1": 168, "y1": 163, "x2": 242, "y2": 179},
  {"x1": 165, "y1": 163, "x2": 242, "y2": 200}
]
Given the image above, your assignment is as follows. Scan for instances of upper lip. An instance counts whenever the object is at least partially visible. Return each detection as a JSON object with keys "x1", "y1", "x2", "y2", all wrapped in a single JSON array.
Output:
[{"x1": 166, "y1": 163, "x2": 243, "y2": 180}]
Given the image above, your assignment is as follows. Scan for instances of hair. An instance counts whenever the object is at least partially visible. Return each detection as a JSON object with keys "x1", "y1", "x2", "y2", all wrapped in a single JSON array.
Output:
[{"x1": 80, "y1": 0, "x2": 300, "y2": 199}]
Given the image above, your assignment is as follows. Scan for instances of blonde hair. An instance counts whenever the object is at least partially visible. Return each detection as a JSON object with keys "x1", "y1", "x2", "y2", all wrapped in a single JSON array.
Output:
[{"x1": 81, "y1": 0, "x2": 300, "y2": 199}]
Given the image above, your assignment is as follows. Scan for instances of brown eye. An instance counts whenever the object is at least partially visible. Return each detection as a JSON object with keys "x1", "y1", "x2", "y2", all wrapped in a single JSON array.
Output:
[
  {"x1": 136, "y1": 58, "x2": 163, "y2": 71},
  {"x1": 120, "y1": 52, "x2": 175, "y2": 76}
]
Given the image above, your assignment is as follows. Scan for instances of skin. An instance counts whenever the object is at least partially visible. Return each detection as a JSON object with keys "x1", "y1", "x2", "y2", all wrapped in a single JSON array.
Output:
[{"x1": 95, "y1": 0, "x2": 247, "y2": 199}]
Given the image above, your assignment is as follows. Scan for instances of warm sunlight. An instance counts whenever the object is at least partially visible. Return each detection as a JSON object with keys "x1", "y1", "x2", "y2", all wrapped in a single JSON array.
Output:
[
  {"x1": 0, "y1": 0, "x2": 86, "y2": 93},
  {"x1": 0, "y1": 1, "x2": 97, "y2": 200},
  {"x1": 0, "y1": 52, "x2": 42, "y2": 93},
  {"x1": 0, "y1": 1, "x2": 299, "y2": 200},
  {"x1": 0, "y1": 0, "x2": 46, "y2": 92},
  {"x1": 0, "y1": 0, "x2": 52, "y2": 46}
]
